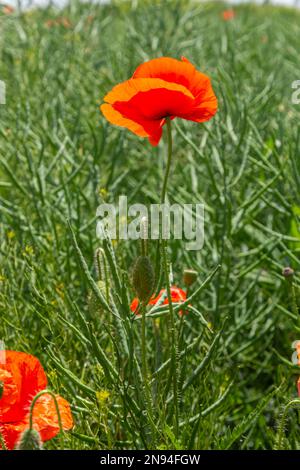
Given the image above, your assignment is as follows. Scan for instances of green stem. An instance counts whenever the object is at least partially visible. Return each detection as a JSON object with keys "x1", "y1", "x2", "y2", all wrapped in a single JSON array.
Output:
[
  {"x1": 154, "y1": 118, "x2": 173, "y2": 294},
  {"x1": 162, "y1": 239, "x2": 179, "y2": 437},
  {"x1": 0, "y1": 432, "x2": 7, "y2": 450},
  {"x1": 141, "y1": 302, "x2": 147, "y2": 388},
  {"x1": 140, "y1": 302, "x2": 156, "y2": 445},
  {"x1": 161, "y1": 117, "x2": 173, "y2": 204},
  {"x1": 160, "y1": 118, "x2": 179, "y2": 436}
]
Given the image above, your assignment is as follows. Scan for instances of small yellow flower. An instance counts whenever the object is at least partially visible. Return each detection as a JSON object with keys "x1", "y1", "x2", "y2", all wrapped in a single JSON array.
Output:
[
  {"x1": 23, "y1": 245, "x2": 34, "y2": 256},
  {"x1": 96, "y1": 389, "x2": 110, "y2": 405},
  {"x1": 55, "y1": 283, "x2": 65, "y2": 298},
  {"x1": 0, "y1": 275, "x2": 5, "y2": 282},
  {"x1": 7, "y1": 230, "x2": 16, "y2": 240},
  {"x1": 99, "y1": 188, "x2": 108, "y2": 199}
]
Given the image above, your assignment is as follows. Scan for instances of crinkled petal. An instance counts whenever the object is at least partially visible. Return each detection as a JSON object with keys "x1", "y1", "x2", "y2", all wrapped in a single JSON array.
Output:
[
  {"x1": 0, "y1": 351, "x2": 47, "y2": 424},
  {"x1": 133, "y1": 56, "x2": 215, "y2": 99},
  {"x1": 1, "y1": 393, "x2": 73, "y2": 450}
]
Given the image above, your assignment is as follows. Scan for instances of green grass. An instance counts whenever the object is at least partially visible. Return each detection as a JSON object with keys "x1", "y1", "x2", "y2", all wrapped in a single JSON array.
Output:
[{"x1": 1, "y1": 0, "x2": 300, "y2": 450}]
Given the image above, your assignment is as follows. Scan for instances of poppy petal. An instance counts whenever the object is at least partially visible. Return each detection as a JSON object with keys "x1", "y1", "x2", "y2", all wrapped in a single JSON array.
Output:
[
  {"x1": 29, "y1": 393, "x2": 73, "y2": 442},
  {"x1": 1, "y1": 394, "x2": 73, "y2": 450},
  {"x1": 0, "y1": 351, "x2": 47, "y2": 424},
  {"x1": 103, "y1": 77, "x2": 193, "y2": 104},
  {"x1": 130, "y1": 286, "x2": 187, "y2": 313},
  {"x1": 133, "y1": 56, "x2": 215, "y2": 101},
  {"x1": 101, "y1": 79, "x2": 195, "y2": 145}
]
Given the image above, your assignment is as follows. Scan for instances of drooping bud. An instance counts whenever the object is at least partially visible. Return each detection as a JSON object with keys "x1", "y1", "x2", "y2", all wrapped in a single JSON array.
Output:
[
  {"x1": 16, "y1": 429, "x2": 43, "y2": 450},
  {"x1": 282, "y1": 267, "x2": 294, "y2": 278},
  {"x1": 132, "y1": 255, "x2": 155, "y2": 303},
  {"x1": 183, "y1": 269, "x2": 198, "y2": 287}
]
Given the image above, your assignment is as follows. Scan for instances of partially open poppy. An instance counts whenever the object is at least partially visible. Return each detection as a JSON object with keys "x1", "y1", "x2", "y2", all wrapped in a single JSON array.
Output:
[
  {"x1": 101, "y1": 57, "x2": 217, "y2": 145},
  {"x1": 0, "y1": 351, "x2": 73, "y2": 450},
  {"x1": 130, "y1": 285, "x2": 187, "y2": 315}
]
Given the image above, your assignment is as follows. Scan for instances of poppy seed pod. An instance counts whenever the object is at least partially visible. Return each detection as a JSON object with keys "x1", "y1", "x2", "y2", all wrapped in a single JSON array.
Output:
[
  {"x1": 16, "y1": 429, "x2": 43, "y2": 450},
  {"x1": 183, "y1": 269, "x2": 198, "y2": 287},
  {"x1": 88, "y1": 280, "x2": 107, "y2": 315},
  {"x1": 282, "y1": 267, "x2": 294, "y2": 278},
  {"x1": 132, "y1": 255, "x2": 155, "y2": 303}
]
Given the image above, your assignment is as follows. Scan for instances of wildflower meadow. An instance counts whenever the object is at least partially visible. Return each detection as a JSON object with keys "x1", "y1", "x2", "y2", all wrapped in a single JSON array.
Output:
[{"x1": 1, "y1": 0, "x2": 300, "y2": 456}]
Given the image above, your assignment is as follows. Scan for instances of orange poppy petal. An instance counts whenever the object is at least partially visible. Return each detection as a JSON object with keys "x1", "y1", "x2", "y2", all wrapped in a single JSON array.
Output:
[
  {"x1": 1, "y1": 417, "x2": 28, "y2": 450},
  {"x1": 133, "y1": 56, "x2": 215, "y2": 101},
  {"x1": 101, "y1": 103, "x2": 149, "y2": 138},
  {"x1": 130, "y1": 286, "x2": 187, "y2": 313},
  {"x1": 1, "y1": 394, "x2": 73, "y2": 450},
  {"x1": 102, "y1": 82, "x2": 196, "y2": 145},
  {"x1": 30, "y1": 393, "x2": 73, "y2": 442},
  {"x1": 0, "y1": 351, "x2": 47, "y2": 423},
  {"x1": 103, "y1": 77, "x2": 193, "y2": 104}
]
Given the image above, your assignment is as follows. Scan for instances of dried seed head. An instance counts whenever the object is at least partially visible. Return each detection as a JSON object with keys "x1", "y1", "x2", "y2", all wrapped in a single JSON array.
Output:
[
  {"x1": 183, "y1": 269, "x2": 198, "y2": 287},
  {"x1": 282, "y1": 267, "x2": 294, "y2": 278},
  {"x1": 16, "y1": 429, "x2": 43, "y2": 450},
  {"x1": 132, "y1": 255, "x2": 155, "y2": 303}
]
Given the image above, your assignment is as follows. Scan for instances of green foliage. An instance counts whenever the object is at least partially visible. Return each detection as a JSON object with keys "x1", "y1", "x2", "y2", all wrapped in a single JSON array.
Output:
[{"x1": 1, "y1": 0, "x2": 300, "y2": 450}]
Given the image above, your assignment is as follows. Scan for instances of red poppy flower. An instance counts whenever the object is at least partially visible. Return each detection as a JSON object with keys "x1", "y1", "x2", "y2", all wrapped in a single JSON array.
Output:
[
  {"x1": 222, "y1": 9, "x2": 235, "y2": 21},
  {"x1": 101, "y1": 57, "x2": 217, "y2": 146},
  {"x1": 0, "y1": 351, "x2": 73, "y2": 450},
  {"x1": 130, "y1": 286, "x2": 187, "y2": 314}
]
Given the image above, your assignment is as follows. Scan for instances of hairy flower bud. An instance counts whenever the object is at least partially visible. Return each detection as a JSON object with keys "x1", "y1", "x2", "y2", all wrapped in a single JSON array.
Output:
[
  {"x1": 132, "y1": 256, "x2": 155, "y2": 303},
  {"x1": 88, "y1": 280, "x2": 107, "y2": 315},
  {"x1": 16, "y1": 429, "x2": 43, "y2": 450},
  {"x1": 183, "y1": 269, "x2": 197, "y2": 287},
  {"x1": 282, "y1": 267, "x2": 294, "y2": 278}
]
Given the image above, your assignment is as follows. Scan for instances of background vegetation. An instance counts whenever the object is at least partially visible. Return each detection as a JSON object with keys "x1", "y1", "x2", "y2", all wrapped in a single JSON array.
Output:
[{"x1": 1, "y1": 0, "x2": 300, "y2": 449}]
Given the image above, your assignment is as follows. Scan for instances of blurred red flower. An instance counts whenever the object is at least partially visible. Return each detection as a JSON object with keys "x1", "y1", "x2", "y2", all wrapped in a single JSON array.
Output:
[
  {"x1": 101, "y1": 56, "x2": 217, "y2": 146},
  {"x1": 131, "y1": 285, "x2": 187, "y2": 315},
  {"x1": 0, "y1": 351, "x2": 73, "y2": 450},
  {"x1": 2, "y1": 5, "x2": 14, "y2": 14},
  {"x1": 222, "y1": 9, "x2": 235, "y2": 21}
]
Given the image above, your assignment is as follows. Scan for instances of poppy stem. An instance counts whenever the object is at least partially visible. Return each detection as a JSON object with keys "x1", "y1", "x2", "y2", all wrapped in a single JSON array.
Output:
[
  {"x1": 140, "y1": 301, "x2": 157, "y2": 443},
  {"x1": 160, "y1": 117, "x2": 173, "y2": 204},
  {"x1": 162, "y1": 239, "x2": 179, "y2": 437},
  {"x1": 160, "y1": 118, "x2": 179, "y2": 436},
  {"x1": 153, "y1": 118, "x2": 173, "y2": 293}
]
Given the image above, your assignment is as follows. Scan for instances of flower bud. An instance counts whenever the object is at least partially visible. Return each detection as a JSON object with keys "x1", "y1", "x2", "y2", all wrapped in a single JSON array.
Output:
[
  {"x1": 88, "y1": 280, "x2": 107, "y2": 315},
  {"x1": 183, "y1": 269, "x2": 197, "y2": 287},
  {"x1": 16, "y1": 429, "x2": 43, "y2": 450},
  {"x1": 132, "y1": 256, "x2": 155, "y2": 303},
  {"x1": 282, "y1": 267, "x2": 294, "y2": 278}
]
